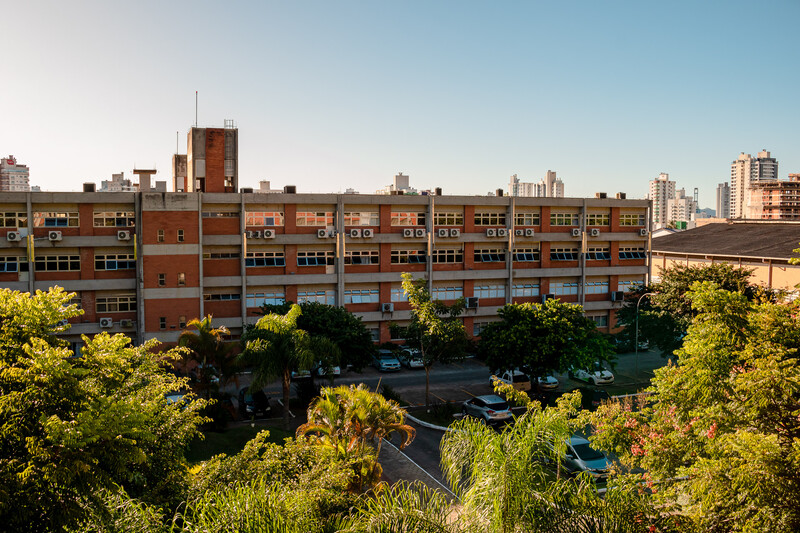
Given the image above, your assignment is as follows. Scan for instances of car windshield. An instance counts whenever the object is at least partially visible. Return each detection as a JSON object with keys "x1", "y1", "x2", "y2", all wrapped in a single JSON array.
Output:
[
  {"x1": 513, "y1": 373, "x2": 530, "y2": 383},
  {"x1": 486, "y1": 401, "x2": 509, "y2": 411},
  {"x1": 379, "y1": 354, "x2": 395, "y2": 360},
  {"x1": 572, "y1": 442, "x2": 605, "y2": 461}
]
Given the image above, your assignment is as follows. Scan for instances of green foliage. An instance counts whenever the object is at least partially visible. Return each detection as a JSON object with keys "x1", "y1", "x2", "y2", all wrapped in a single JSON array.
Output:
[
  {"x1": 0, "y1": 288, "x2": 208, "y2": 532},
  {"x1": 178, "y1": 315, "x2": 236, "y2": 399},
  {"x1": 590, "y1": 282, "x2": 800, "y2": 531},
  {"x1": 479, "y1": 299, "x2": 615, "y2": 378}
]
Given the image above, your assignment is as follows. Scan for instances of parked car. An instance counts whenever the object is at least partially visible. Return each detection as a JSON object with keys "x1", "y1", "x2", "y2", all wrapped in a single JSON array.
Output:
[
  {"x1": 315, "y1": 362, "x2": 341, "y2": 377},
  {"x1": 461, "y1": 394, "x2": 514, "y2": 426},
  {"x1": 291, "y1": 369, "x2": 312, "y2": 380},
  {"x1": 398, "y1": 347, "x2": 424, "y2": 369},
  {"x1": 372, "y1": 349, "x2": 401, "y2": 372},
  {"x1": 490, "y1": 369, "x2": 532, "y2": 392},
  {"x1": 536, "y1": 374, "x2": 559, "y2": 391},
  {"x1": 568, "y1": 361, "x2": 615, "y2": 385},
  {"x1": 238, "y1": 387, "x2": 272, "y2": 419},
  {"x1": 562, "y1": 435, "x2": 612, "y2": 479}
]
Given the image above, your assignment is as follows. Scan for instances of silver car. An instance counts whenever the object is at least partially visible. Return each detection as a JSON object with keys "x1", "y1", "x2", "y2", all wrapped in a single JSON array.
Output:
[
  {"x1": 372, "y1": 349, "x2": 401, "y2": 372},
  {"x1": 562, "y1": 435, "x2": 612, "y2": 479},
  {"x1": 461, "y1": 394, "x2": 513, "y2": 426},
  {"x1": 398, "y1": 347, "x2": 424, "y2": 369}
]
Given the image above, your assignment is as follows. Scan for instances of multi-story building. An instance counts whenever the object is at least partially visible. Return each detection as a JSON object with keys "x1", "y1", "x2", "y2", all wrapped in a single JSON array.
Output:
[
  {"x1": 184, "y1": 121, "x2": 238, "y2": 193},
  {"x1": 716, "y1": 183, "x2": 730, "y2": 219},
  {"x1": 100, "y1": 172, "x2": 135, "y2": 192},
  {"x1": 730, "y1": 150, "x2": 779, "y2": 218},
  {"x1": 667, "y1": 188, "x2": 696, "y2": 229},
  {"x1": 648, "y1": 173, "x2": 675, "y2": 229},
  {"x1": 0, "y1": 155, "x2": 30, "y2": 192},
  {"x1": 745, "y1": 174, "x2": 800, "y2": 220},
  {"x1": 0, "y1": 191, "x2": 651, "y2": 350},
  {"x1": 509, "y1": 171, "x2": 564, "y2": 198}
]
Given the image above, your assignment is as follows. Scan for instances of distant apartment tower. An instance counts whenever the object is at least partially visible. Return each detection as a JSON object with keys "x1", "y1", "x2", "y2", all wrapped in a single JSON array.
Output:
[
  {"x1": 716, "y1": 183, "x2": 730, "y2": 219},
  {"x1": 185, "y1": 120, "x2": 238, "y2": 193},
  {"x1": 668, "y1": 187, "x2": 696, "y2": 229},
  {"x1": 648, "y1": 173, "x2": 675, "y2": 229},
  {"x1": 0, "y1": 155, "x2": 30, "y2": 192},
  {"x1": 100, "y1": 172, "x2": 135, "y2": 192},
  {"x1": 746, "y1": 174, "x2": 800, "y2": 220},
  {"x1": 376, "y1": 172, "x2": 419, "y2": 195},
  {"x1": 730, "y1": 150, "x2": 778, "y2": 218},
  {"x1": 508, "y1": 171, "x2": 564, "y2": 198}
]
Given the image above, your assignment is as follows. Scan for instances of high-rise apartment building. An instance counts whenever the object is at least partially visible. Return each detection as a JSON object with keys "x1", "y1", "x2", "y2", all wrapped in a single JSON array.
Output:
[
  {"x1": 730, "y1": 150, "x2": 778, "y2": 218},
  {"x1": 509, "y1": 171, "x2": 564, "y2": 198},
  {"x1": 0, "y1": 155, "x2": 30, "y2": 192},
  {"x1": 667, "y1": 188, "x2": 696, "y2": 229},
  {"x1": 100, "y1": 172, "x2": 135, "y2": 192},
  {"x1": 745, "y1": 174, "x2": 800, "y2": 220},
  {"x1": 648, "y1": 173, "x2": 675, "y2": 229},
  {"x1": 716, "y1": 183, "x2": 730, "y2": 219},
  {"x1": 184, "y1": 121, "x2": 238, "y2": 193}
]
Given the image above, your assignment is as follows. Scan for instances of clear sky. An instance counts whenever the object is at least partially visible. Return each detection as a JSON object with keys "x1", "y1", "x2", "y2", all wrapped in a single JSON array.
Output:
[{"x1": 2, "y1": 0, "x2": 798, "y2": 208}]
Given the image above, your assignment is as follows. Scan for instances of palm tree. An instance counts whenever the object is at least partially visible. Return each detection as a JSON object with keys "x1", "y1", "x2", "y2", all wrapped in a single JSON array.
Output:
[{"x1": 178, "y1": 315, "x2": 235, "y2": 399}]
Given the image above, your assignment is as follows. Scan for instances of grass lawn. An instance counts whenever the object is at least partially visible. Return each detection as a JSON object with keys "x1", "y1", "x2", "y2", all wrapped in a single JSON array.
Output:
[{"x1": 186, "y1": 424, "x2": 294, "y2": 463}]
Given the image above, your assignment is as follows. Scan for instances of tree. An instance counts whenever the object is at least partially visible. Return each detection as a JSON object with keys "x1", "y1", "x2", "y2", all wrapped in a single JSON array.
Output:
[
  {"x1": 615, "y1": 263, "x2": 776, "y2": 356},
  {"x1": 178, "y1": 314, "x2": 236, "y2": 399},
  {"x1": 239, "y1": 304, "x2": 340, "y2": 429},
  {"x1": 260, "y1": 301, "x2": 376, "y2": 371},
  {"x1": 478, "y1": 299, "x2": 615, "y2": 381},
  {"x1": 0, "y1": 287, "x2": 208, "y2": 532},
  {"x1": 397, "y1": 273, "x2": 470, "y2": 408},
  {"x1": 589, "y1": 281, "x2": 800, "y2": 531}
]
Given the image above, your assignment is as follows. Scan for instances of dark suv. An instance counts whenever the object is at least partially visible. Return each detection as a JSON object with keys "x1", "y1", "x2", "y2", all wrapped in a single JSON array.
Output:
[{"x1": 238, "y1": 387, "x2": 272, "y2": 419}]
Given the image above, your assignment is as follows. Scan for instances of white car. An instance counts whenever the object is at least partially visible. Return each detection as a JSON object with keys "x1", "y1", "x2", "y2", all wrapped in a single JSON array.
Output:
[
  {"x1": 568, "y1": 362, "x2": 614, "y2": 385},
  {"x1": 398, "y1": 347, "x2": 424, "y2": 369},
  {"x1": 536, "y1": 374, "x2": 559, "y2": 391},
  {"x1": 490, "y1": 369, "x2": 532, "y2": 392}
]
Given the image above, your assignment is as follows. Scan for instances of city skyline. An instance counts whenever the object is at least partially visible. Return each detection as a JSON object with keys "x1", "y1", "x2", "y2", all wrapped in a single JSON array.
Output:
[{"x1": 2, "y1": 1, "x2": 799, "y2": 207}]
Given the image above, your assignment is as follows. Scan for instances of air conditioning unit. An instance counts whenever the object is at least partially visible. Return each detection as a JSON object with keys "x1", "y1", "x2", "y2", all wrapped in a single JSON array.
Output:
[
  {"x1": 350, "y1": 229, "x2": 362, "y2": 238},
  {"x1": 497, "y1": 228, "x2": 508, "y2": 237},
  {"x1": 403, "y1": 228, "x2": 414, "y2": 238},
  {"x1": 639, "y1": 228, "x2": 649, "y2": 237},
  {"x1": 120, "y1": 319, "x2": 134, "y2": 327},
  {"x1": 437, "y1": 228, "x2": 449, "y2": 238},
  {"x1": 6, "y1": 231, "x2": 21, "y2": 242},
  {"x1": 381, "y1": 302, "x2": 394, "y2": 313},
  {"x1": 526, "y1": 228, "x2": 537, "y2": 237},
  {"x1": 317, "y1": 229, "x2": 329, "y2": 239},
  {"x1": 466, "y1": 297, "x2": 479, "y2": 309},
  {"x1": 541, "y1": 294, "x2": 555, "y2": 303},
  {"x1": 117, "y1": 230, "x2": 131, "y2": 241},
  {"x1": 247, "y1": 230, "x2": 262, "y2": 239},
  {"x1": 486, "y1": 228, "x2": 497, "y2": 237},
  {"x1": 611, "y1": 291, "x2": 625, "y2": 302},
  {"x1": 570, "y1": 228, "x2": 581, "y2": 237},
  {"x1": 48, "y1": 231, "x2": 62, "y2": 241},
  {"x1": 99, "y1": 317, "x2": 113, "y2": 328},
  {"x1": 263, "y1": 229, "x2": 276, "y2": 239},
  {"x1": 589, "y1": 228, "x2": 600, "y2": 237},
  {"x1": 514, "y1": 229, "x2": 524, "y2": 236},
  {"x1": 449, "y1": 228, "x2": 460, "y2": 237},
  {"x1": 363, "y1": 229, "x2": 374, "y2": 238},
  {"x1": 415, "y1": 228, "x2": 427, "y2": 238}
]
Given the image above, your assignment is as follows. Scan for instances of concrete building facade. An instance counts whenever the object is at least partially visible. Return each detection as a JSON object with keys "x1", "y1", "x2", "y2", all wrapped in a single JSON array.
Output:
[
  {"x1": 667, "y1": 187, "x2": 696, "y2": 229},
  {"x1": 746, "y1": 174, "x2": 800, "y2": 220},
  {"x1": 648, "y1": 173, "x2": 675, "y2": 229},
  {"x1": 716, "y1": 182, "x2": 730, "y2": 219},
  {"x1": 185, "y1": 122, "x2": 238, "y2": 193},
  {"x1": 0, "y1": 155, "x2": 30, "y2": 192}
]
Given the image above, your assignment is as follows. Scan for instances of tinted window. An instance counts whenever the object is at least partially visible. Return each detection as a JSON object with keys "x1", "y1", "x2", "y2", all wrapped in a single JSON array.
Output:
[
  {"x1": 486, "y1": 401, "x2": 509, "y2": 411},
  {"x1": 513, "y1": 373, "x2": 530, "y2": 383},
  {"x1": 572, "y1": 443, "x2": 605, "y2": 461}
]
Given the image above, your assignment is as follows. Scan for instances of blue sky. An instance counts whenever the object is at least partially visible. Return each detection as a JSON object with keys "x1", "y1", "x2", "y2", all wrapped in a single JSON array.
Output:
[{"x1": 2, "y1": 1, "x2": 798, "y2": 208}]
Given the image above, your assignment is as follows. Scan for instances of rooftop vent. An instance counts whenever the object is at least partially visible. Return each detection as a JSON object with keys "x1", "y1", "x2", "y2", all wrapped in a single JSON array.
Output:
[
  {"x1": 496, "y1": 188, "x2": 504, "y2": 197},
  {"x1": 595, "y1": 192, "x2": 607, "y2": 199},
  {"x1": 241, "y1": 187, "x2": 253, "y2": 193},
  {"x1": 284, "y1": 185, "x2": 297, "y2": 194},
  {"x1": 616, "y1": 192, "x2": 627, "y2": 200},
  {"x1": 83, "y1": 183, "x2": 96, "y2": 192}
]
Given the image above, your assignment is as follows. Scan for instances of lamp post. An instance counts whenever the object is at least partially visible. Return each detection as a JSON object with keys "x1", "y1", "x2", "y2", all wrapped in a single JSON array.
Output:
[{"x1": 634, "y1": 292, "x2": 655, "y2": 379}]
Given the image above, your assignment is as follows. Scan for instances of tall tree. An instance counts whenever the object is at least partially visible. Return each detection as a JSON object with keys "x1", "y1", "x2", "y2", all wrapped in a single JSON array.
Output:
[
  {"x1": 178, "y1": 314, "x2": 236, "y2": 398},
  {"x1": 397, "y1": 273, "x2": 470, "y2": 408}
]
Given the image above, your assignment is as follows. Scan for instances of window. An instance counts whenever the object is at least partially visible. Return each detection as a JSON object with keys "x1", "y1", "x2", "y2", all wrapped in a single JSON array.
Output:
[
  {"x1": 0, "y1": 212, "x2": 27, "y2": 228},
  {"x1": 620, "y1": 213, "x2": 646, "y2": 226},
  {"x1": 296, "y1": 211, "x2": 334, "y2": 226},
  {"x1": 431, "y1": 248, "x2": 463, "y2": 263},
  {"x1": 586, "y1": 213, "x2": 609, "y2": 226},
  {"x1": 158, "y1": 273, "x2": 165, "y2": 286},
  {"x1": 552, "y1": 281, "x2": 579, "y2": 295},
  {"x1": 433, "y1": 212, "x2": 464, "y2": 226},
  {"x1": 391, "y1": 287, "x2": 408, "y2": 302},
  {"x1": 178, "y1": 272, "x2": 186, "y2": 286},
  {"x1": 297, "y1": 289, "x2": 335, "y2": 305},
  {"x1": 203, "y1": 251, "x2": 241, "y2": 259},
  {"x1": 224, "y1": 160, "x2": 235, "y2": 176},
  {"x1": 177, "y1": 229, "x2": 184, "y2": 242},
  {"x1": 0, "y1": 256, "x2": 27, "y2": 272},
  {"x1": 345, "y1": 250, "x2": 379, "y2": 265},
  {"x1": 246, "y1": 290, "x2": 285, "y2": 307},
  {"x1": 474, "y1": 212, "x2": 506, "y2": 226},
  {"x1": 590, "y1": 315, "x2": 609, "y2": 327},
  {"x1": 474, "y1": 249, "x2": 505, "y2": 262},
  {"x1": 514, "y1": 212, "x2": 540, "y2": 226},
  {"x1": 159, "y1": 317, "x2": 166, "y2": 330},
  {"x1": 34, "y1": 255, "x2": 80, "y2": 271},
  {"x1": 93, "y1": 211, "x2": 135, "y2": 227},
  {"x1": 369, "y1": 328, "x2": 380, "y2": 342},
  {"x1": 391, "y1": 212, "x2": 425, "y2": 226},
  {"x1": 584, "y1": 280, "x2": 610, "y2": 294},
  {"x1": 96, "y1": 295, "x2": 137, "y2": 313},
  {"x1": 473, "y1": 321, "x2": 492, "y2": 336},
  {"x1": 245, "y1": 211, "x2": 284, "y2": 226},
  {"x1": 550, "y1": 247, "x2": 579, "y2": 261},
  {"x1": 550, "y1": 212, "x2": 579, "y2": 226},
  {"x1": 619, "y1": 247, "x2": 647, "y2": 260},
  {"x1": 343, "y1": 288, "x2": 379, "y2": 304},
  {"x1": 512, "y1": 248, "x2": 540, "y2": 261},
  {"x1": 203, "y1": 293, "x2": 241, "y2": 301},
  {"x1": 512, "y1": 283, "x2": 540, "y2": 297},
  {"x1": 297, "y1": 251, "x2": 334, "y2": 266},
  {"x1": 475, "y1": 284, "x2": 505, "y2": 299},
  {"x1": 618, "y1": 279, "x2": 644, "y2": 292},
  {"x1": 33, "y1": 211, "x2": 79, "y2": 227},
  {"x1": 95, "y1": 253, "x2": 136, "y2": 270},
  {"x1": 67, "y1": 294, "x2": 82, "y2": 309},
  {"x1": 344, "y1": 211, "x2": 379, "y2": 226},
  {"x1": 586, "y1": 247, "x2": 611, "y2": 260},
  {"x1": 245, "y1": 251, "x2": 285, "y2": 267},
  {"x1": 203, "y1": 211, "x2": 239, "y2": 218},
  {"x1": 157, "y1": 229, "x2": 165, "y2": 243},
  {"x1": 179, "y1": 315, "x2": 187, "y2": 328},
  {"x1": 431, "y1": 286, "x2": 463, "y2": 300},
  {"x1": 390, "y1": 249, "x2": 426, "y2": 264}
]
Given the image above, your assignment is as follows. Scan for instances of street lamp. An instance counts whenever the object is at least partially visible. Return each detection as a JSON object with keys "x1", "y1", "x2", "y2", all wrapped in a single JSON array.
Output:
[{"x1": 634, "y1": 292, "x2": 655, "y2": 379}]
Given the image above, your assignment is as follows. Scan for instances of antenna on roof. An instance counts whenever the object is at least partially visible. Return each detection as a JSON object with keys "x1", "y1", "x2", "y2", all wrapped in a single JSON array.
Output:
[
  {"x1": 195, "y1": 91, "x2": 198, "y2": 127},
  {"x1": 176, "y1": 131, "x2": 179, "y2": 154}
]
